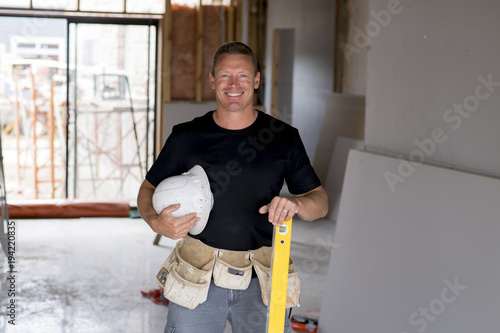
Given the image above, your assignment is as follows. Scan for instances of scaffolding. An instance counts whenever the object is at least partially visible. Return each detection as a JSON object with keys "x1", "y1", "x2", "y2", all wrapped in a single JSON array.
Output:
[
  {"x1": 1, "y1": 61, "x2": 152, "y2": 202},
  {"x1": 2, "y1": 61, "x2": 67, "y2": 200}
]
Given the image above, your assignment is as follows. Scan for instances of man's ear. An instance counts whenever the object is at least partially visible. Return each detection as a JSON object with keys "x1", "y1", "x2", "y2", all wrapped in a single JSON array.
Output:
[
  {"x1": 209, "y1": 73, "x2": 216, "y2": 89},
  {"x1": 254, "y1": 72, "x2": 261, "y2": 89}
]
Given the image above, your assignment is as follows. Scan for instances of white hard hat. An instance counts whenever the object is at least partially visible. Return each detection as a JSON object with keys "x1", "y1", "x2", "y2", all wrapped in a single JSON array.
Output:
[{"x1": 152, "y1": 165, "x2": 213, "y2": 235}]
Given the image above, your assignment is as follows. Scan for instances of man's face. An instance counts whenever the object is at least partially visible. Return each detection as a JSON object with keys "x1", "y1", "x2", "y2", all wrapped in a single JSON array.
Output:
[{"x1": 209, "y1": 54, "x2": 260, "y2": 113}]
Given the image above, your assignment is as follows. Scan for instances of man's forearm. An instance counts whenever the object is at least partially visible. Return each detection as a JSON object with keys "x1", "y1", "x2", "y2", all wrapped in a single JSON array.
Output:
[
  {"x1": 294, "y1": 186, "x2": 329, "y2": 221},
  {"x1": 137, "y1": 180, "x2": 158, "y2": 226}
]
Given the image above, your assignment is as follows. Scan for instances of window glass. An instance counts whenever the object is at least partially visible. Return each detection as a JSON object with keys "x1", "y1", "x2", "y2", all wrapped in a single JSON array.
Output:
[
  {"x1": 32, "y1": 0, "x2": 79, "y2": 10},
  {"x1": 67, "y1": 23, "x2": 157, "y2": 200},
  {"x1": 80, "y1": 0, "x2": 124, "y2": 12},
  {"x1": 126, "y1": 0, "x2": 164, "y2": 14},
  {"x1": 0, "y1": 17, "x2": 67, "y2": 200},
  {"x1": 171, "y1": 0, "x2": 230, "y2": 5},
  {"x1": 0, "y1": 0, "x2": 30, "y2": 7}
]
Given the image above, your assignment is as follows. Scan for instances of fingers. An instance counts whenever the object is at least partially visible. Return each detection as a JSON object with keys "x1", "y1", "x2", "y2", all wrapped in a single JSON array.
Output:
[
  {"x1": 157, "y1": 205, "x2": 200, "y2": 240},
  {"x1": 162, "y1": 203, "x2": 181, "y2": 214},
  {"x1": 260, "y1": 197, "x2": 298, "y2": 226},
  {"x1": 259, "y1": 205, "x2": 270, "y2": 214},
  {"x1": 169, "y1": 214, "x2": 199, "y2": 240}
]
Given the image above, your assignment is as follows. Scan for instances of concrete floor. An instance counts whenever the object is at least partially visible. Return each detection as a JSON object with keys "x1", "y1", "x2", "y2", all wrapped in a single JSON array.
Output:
[{"x1": 0, "y1": 216, "x2": 336, "y2": 333}]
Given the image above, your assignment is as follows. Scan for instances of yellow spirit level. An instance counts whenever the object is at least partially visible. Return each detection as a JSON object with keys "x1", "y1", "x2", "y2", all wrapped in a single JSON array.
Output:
[{"x1": 266, "y1": 218, "x2": 293, "y2": 333}]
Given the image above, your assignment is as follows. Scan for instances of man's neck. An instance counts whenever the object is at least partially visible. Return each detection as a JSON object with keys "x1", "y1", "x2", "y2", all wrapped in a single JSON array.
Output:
[{"x1": 213, "y1": 108, "x2": 257, "y2": 130}]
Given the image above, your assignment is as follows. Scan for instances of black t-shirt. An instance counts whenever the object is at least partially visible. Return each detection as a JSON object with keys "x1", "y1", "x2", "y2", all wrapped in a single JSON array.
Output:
[{"x1": 146, "y1": 110, "x2": 321, "y2": 251}]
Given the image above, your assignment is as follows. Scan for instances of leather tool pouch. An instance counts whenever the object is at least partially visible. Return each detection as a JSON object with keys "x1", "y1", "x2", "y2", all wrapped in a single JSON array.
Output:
[
  {"x1": 253, "y1": 255, "x2": 300, "y2": 308},
  {"x1": 156, "y1": 235, "x2": 300, "y2": 309},
  {"x1": 213, "y1": 254, "x2": 253, "y2": 290},
  {"x1": 156, "y1": 239, "x2": 215, "y2": 310}
]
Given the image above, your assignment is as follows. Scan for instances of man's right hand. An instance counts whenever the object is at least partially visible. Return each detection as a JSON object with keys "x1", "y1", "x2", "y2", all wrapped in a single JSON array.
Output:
[
  {"x1": 151, "y1": 204, "x2": 200, "y2": 240},
  {"x1": 137, "y1": 179, "x2": 200, "y2": 240}
]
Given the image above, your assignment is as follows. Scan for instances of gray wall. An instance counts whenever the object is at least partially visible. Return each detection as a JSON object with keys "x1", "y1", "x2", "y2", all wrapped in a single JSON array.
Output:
[
  {"x1": 264, "y1": 0, "x2": 336, "y2": 161},
  {"x1": 365, "y1": 0, "x2": 500, "y2": 177},
  {"x1": 318, "y1": 1, "x2": 500, "y2": 331}
]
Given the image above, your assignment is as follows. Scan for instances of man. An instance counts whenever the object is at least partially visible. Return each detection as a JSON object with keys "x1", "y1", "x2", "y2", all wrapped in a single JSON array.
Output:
[{"x1": 137, "y1": 41, "x2": 328, "y2": 332}]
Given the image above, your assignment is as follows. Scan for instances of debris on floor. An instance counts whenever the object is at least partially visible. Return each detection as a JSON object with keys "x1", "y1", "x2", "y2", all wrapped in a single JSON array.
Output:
[
  {"x1": 141, "y1": 288, "x2": 169, "y2": 305},
  {"x1": 291, "y1": 309, "x2": 320, "y2": 333}
]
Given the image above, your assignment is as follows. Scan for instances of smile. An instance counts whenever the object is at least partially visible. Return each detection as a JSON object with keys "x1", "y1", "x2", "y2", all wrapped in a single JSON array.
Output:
[{"x1": 225, "y1": 92, "x2": 244, "y2": 97}]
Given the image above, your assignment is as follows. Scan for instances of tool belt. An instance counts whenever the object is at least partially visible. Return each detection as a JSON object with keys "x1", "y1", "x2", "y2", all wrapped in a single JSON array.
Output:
[{"x1": 156, "y1": 235, "x2": 300, "y2": 310}]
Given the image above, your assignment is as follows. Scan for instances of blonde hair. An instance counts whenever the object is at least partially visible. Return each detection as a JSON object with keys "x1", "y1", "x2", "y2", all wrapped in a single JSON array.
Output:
[{"x1": 211, "y1": 41, "x2": 259, "y2": 76}]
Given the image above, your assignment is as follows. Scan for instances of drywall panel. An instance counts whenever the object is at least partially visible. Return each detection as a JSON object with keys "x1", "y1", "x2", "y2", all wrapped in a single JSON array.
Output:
[
  {"x1": 272, "y1": 29, "x2": 294, "y2": 122},
  {"x1": 366, "y1": 0, "x2": 500, "y2": 177},
  {"x1": 323, "y1": 136, "x2": 363, "y2": 222},
  {"x1": 265, "y1": 0, "x2": 335, "y2": 160},
  {"x1": 313, "y1": 93, "x2": 365, "y2": 182},
  {"x1": 162, "y1": 102, "x2": 217, "y2": 140},
  {"x1": 319, "y1": 149, "x2": 500, "y2": 333}
]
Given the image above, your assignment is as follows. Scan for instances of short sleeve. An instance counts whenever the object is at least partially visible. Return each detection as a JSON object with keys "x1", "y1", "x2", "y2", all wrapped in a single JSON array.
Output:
[
  {"x1": 145, "y1": 127, "x2": 182, "y2": 187},
  {"x1": 285, "y1": 129, "x2": 322, "y2": 195}
]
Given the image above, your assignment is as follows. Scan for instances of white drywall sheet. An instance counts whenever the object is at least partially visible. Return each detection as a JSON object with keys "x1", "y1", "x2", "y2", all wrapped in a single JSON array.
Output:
[
  {"x1": 323, "y1": 136, "x2": 364, "y2": 222},
  {"x1": 318, "y1": 150, "x2": 500, "y2": 333},
  {"x1": 162, "y1": 102, "x2": 217, "y2": 139},
  {"x1": 365, "y1": 0, "x2": 500, "y2": 177}
]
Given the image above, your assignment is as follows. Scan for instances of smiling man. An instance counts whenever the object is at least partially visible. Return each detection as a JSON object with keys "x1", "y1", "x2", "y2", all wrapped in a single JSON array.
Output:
[
  {"x1": 210, "y1": 48, "x2": 260, "y2": 121},
  {"x1": 137, "y1": 42, "x2": 328, "y2": 333}
]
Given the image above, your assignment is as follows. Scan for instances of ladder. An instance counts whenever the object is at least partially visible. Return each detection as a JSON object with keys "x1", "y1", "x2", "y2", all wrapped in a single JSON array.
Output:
[{"x1": 0, "y1": 124, "x2": 10, "y2": 255}]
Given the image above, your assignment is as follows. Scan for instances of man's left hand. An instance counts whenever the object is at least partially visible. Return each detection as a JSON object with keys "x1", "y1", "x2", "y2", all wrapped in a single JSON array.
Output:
[{"x1": 259, "y1": 196, "x2": 299, "y2": 226}]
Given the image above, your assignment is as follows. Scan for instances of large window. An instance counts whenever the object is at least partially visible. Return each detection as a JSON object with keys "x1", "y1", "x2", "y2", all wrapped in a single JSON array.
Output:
[
  {"x1": 0, "y1": 16, "x2": 157, "y2": 202},
  {"x1": 0, "y1": 0, "x2": 165, "y2": 14},
  {"x1": 66, "y1": 20, "x2": 157, "y2": 200}
]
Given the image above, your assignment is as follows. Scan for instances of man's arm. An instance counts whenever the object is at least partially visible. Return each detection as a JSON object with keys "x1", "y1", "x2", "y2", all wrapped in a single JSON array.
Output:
[
  {"x1": 137, "y1": 179, "x2": 200, "y2": 240},
  {"x1": 259, "y1": 185, "x2": 329, "y2": 226}
]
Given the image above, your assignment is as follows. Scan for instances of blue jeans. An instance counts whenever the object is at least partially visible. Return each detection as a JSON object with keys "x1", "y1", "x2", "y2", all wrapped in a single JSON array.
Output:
[{"x1": 164, "y1": 277, "x2": 291, "y2": 333}]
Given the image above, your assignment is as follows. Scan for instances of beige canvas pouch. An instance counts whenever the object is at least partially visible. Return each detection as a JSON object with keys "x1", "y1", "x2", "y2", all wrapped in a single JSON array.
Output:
[
  {"x1": 212, "y1": 249, "x2": 253, "y2": 290},
  {"x1": 156, "y1": 237, "x2": 215, "y2": 309},
  {"x1": 252, "y1": 248, "x2": 300, "y2": 308}
]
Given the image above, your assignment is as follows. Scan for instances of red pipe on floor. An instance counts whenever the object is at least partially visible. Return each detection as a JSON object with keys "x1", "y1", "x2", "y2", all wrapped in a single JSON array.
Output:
[{"x1": 3, "y1": 200, "x2": 131, "y2": 218}]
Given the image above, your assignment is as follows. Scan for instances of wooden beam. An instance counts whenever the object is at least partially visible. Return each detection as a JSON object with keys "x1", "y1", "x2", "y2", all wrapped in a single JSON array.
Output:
[
  {"x1": 334, "y1": 0, "x2": 349, "y2": 93},
  {"x1": 235, "y1": 0, "x2": 242, "y2": 41},
  {"x1": 226, "y1": 2, "x2": 235, "y2": 42},
  {"x1": 195, "y1": 0, "x2": 203, "y2": 102},
  {"x1": 162, "y1": 0, "x2": 172, "y2": 103},
  {"x1": 247, "y1": 0, "x2": 259, "y2": 54},
  {"x1": 270, "y1": 29, "x2": 280, "y2": 118},
  {"x1": 158, "y1": 0, "x2": 172, "y2": 151},
  {"x1": 240, "y1": 0, "x2": 249, "y2": 44}
]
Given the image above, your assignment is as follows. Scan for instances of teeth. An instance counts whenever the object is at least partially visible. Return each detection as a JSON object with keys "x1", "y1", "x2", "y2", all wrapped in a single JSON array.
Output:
[{"x1": 226, "y1": 92, "x2": 243, "y2": 97}]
